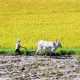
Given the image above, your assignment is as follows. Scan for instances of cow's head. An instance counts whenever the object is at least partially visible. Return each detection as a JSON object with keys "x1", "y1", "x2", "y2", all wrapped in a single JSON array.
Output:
[{"x1": 53, "y1": 39, "x2": 62, "y2": 49}]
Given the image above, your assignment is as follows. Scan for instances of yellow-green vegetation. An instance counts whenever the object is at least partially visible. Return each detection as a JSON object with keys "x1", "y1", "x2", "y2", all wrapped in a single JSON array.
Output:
[{"x1": 0, "y1": 0, "x2": 80, "y2": 48}]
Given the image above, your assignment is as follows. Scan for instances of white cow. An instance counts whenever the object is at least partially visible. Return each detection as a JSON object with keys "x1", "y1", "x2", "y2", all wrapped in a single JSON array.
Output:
[{"x1": 36, "y1": 40, "x2": 62, "y2": 55}]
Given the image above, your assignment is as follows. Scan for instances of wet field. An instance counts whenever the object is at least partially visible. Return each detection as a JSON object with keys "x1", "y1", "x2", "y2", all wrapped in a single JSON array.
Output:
[{"x1": 0, "y1": 56, "x2": 80, "y2": 80}]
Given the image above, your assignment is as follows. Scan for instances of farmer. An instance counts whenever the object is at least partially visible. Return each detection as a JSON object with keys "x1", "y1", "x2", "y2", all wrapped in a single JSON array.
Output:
[{"x1": 15, "y1": 39, "x2": 22, "y2": 55}]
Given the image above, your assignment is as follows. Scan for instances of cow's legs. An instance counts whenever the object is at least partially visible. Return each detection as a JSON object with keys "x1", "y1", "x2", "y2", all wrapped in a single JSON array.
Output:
[
  {"x1": 36, "y1": 47, "x2": 40, "y2": 55},
  {"x1": 50, "y1": 48, "x2": 56, "y2": 56}
]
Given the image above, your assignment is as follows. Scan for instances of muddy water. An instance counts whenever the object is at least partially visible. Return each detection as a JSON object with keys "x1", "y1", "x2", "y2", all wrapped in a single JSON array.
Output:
[{"x1": 0, "y1": 56, "x2": 80, "y2": 80}]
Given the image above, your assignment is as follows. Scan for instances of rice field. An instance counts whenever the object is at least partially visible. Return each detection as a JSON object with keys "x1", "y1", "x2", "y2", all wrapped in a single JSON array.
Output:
[{"x1": 0, "y1": 0, "x2": 80, "y2": 48}]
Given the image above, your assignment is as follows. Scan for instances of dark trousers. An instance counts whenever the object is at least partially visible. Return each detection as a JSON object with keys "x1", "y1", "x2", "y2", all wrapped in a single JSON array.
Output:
[{"x1": 15, "y1": 49, "x2": 21, "y2": 55}]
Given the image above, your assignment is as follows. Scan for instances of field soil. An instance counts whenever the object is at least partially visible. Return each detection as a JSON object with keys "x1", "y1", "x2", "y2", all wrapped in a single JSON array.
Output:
[{"x1": 0, "y1": 55, "x2": 80, "y2": 80}]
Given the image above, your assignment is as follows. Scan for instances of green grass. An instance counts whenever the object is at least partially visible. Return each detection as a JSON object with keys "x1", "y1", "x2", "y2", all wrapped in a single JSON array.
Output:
[
  {"x1": 56, "y1": 48, "x2": 80, "y2": 56},
  {"x1": 0, "y1": 48, "x2": 35, "y2": 55},
  {"x1": 0, "y1": 48, "x2": 15, "y2": 55},
  {"x1": 0, "y1": 47, "x2": 80, "y2": 56}
]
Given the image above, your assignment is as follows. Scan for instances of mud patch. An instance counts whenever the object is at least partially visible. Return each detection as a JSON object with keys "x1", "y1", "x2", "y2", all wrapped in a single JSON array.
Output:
[{"x1": 0, "y1": 56, "x2": 79, "y2": 80}]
